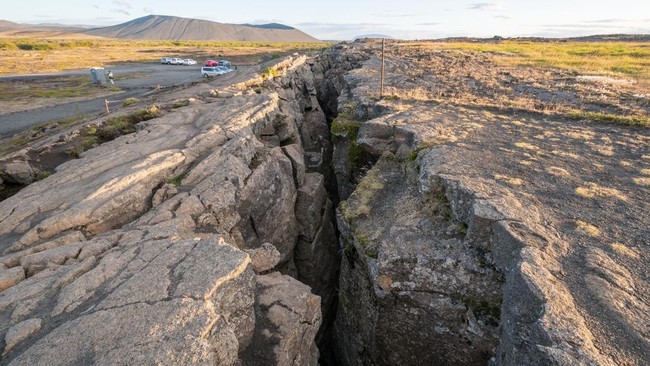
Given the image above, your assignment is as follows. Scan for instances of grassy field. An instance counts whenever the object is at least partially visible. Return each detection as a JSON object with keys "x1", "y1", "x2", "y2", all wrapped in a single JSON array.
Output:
[
  {"x1": 430, "y1": 41, "x2": 650, "y2": 86},
  {"x1": 0, "y1": 38, "x2": 331, "y2": 74}
]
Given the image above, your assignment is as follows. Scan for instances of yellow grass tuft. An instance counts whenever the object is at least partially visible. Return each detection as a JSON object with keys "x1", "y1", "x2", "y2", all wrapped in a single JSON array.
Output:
[
  {"x1": 576, "y1": 220, "x2": 601, "y2": 237},
  {"x1": 610, "y1": 243, "x2": 641, "y2": 259},
  {"x1": 575, "y1": 182, "x2": 628, "y2": 201},
  {"x1": 495, "y1": 174, "x2": 524, "y2": 186},
  {"x1": 514, "y1": 142, "x2": 540, "y2": 151}
]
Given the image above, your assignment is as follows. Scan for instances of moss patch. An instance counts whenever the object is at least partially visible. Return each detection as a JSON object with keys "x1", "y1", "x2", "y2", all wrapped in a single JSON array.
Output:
[
  {"x1": 172, "y1": 99, "x2": 190, "y2": 108},
  {"x1": 66, "y1": 106, "x2": 161, "y2": 157},
  {"x1": 407, "y1": 142, "x2": 436, "y2": 161},
  {"x1": 166, "y1": 173, "x2": 187, "y2": 187},
  {"x1": 331, "y1": 115, "x2": 365, "y2": 167},
  {"x1": 339, "y1": 166, "x2": 385, "y2": 224}
]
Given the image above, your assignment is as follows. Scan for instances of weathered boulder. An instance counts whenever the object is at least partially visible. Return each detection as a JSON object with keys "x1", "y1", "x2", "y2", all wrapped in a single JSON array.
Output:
[
  {"x1": 4, "y1": 318, "x2": 41, "y2": 354},
  {"x1": 0, "y1": 158, "x2": 35, "y2": 185},
  {"x1": 242, "y1": 272, "x2": 321, "y2": 366},
  {"x1": 245, "y1": 243, "x2": 282, "y2": 273},
  {"x1": 0, "y1": 266, "x2": 25, "y2": 292}
]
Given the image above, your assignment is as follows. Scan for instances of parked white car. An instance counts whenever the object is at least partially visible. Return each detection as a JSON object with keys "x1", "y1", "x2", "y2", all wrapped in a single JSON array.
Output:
[
  {"x1": 161, "y1": 57, "x2": 173, "y2": 64},
  {"x1": 170, "y1": 58, "x2": 184, "y2": 65},
  {"x1": 183, "y1": 59, "x2": 197, "y2": 65},
  {"x1": 201, "y1": 66, "x2": 228, "y2": 77}
]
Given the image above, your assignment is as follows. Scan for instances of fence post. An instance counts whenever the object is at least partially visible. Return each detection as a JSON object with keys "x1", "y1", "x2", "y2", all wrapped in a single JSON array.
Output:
[
  {"x1": 105, "y1": 99, "x2": 110, "y2": 114},
  {"x1": 380, "y1": 38, "x2": 385, "y2": 99}
]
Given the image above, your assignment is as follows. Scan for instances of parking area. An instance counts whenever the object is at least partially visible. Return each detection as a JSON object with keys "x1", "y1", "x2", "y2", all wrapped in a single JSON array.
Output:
[{"x1": 0, "y1": 61, "x2": 246, "y2": 136}]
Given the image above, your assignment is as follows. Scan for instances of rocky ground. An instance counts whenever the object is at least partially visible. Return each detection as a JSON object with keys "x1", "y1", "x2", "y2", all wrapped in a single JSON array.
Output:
[
  {"x1": 0, "y1": 56, "x2": 336, "y2": 365},
  {"x1": 328, "y1": 40, "x2": 648, "y2": 365},
  {"x1": 0, "y1": 40, "x2": 648, "y2": 365}
]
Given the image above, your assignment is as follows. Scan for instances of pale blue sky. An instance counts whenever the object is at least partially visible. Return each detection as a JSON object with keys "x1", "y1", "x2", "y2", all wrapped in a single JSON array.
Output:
[{"x1": 3, "y1": 0, "x2": 649, "y2": 40}]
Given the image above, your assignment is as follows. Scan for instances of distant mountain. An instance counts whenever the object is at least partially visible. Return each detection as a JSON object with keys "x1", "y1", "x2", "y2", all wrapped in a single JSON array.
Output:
[
  {"x1": 0, "y1": 20, "x2": 90, "y2": 37},
  {"x1": 32, "y1": 23, "x2": 95, "y2": 29},
  {"x1": 354, "y1": 34, "x2": 393, "y2": 40},
  {"x1": 0, "y1": 20, "x2": 20, "y2": 29},
  {"x1": 85, "y1": 15, "x2": 320, "y2": 42}
]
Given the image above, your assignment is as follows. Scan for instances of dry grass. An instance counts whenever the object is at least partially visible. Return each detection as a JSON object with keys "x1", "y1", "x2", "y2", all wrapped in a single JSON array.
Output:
[
  {"x1": 575, "y1": 182, "x2": 629, "y2": 201},
  {"x1": 576, "y1": 220, "x2": 601, "y2": 237},
  {"x1": 427, "y1": 41, "x2": 650, "y2": 87},
  {"x1": 0, "y1": 38, "x2": 331, "y2": 74}
]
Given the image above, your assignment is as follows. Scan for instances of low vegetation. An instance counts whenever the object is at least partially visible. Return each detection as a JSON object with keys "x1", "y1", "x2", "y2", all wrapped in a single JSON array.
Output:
[
  {"x1": 567, "y1": 111, "x2": 650, "y2": 128},
  {"x1": 431, "y1": 41, "x2": 650, "y2": 86},
  {"x1": 261, "y1": 66, "x2": 280, "y2": 79},
  {"x1": 331, "y1": 115, "x2": 364, "y2": 167},
  {"x1": 122, "y1": 97, "x2": 139, "y2": 107},
  {"x1": 68, "y1": 106, "x2": 161, "y2": 157},
  {"x1": 166, "y1": 173, "x2": 187, "y2": 187}
]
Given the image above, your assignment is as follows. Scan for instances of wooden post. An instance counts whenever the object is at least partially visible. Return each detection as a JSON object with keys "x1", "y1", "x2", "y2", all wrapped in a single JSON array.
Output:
[
  {"x1": 105, "y1": 99, "x2": 110, "y2": 114},
  {"x1": 380, "y1": 38, "x2": 385, "y2": 99}
]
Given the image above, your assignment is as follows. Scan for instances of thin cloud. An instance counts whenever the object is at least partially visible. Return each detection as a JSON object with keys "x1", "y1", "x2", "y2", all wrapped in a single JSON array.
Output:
[
  {"x1": 417, "y1": 22, "x2": 441, "y2": 26},
  {"x1": 375, "y1": 13, "x2": 419, "y2": 18},
  {"x1": 469, "y1": 3, "x2": 505, "y2": 12},
  {"x1": 494, "y1": 15, "x2": 511, "y2": 20},
  {"x1": 585, "y1": 19, "x2": 622, "y2": 24},
  {"x1": 112, "y1": 0, "x2": 131, "y2": 8},
  {"x1": 112, "y1": 9, "x2": 131, "y2": 16},
  {"x1": 93, "y1": 5, "x2": 100, "y2": 9},
  {"x1": 143, "y1": 7, "x2": 154, "y2": 14},
  {"x1": 543, "y1": 23, "x2": 629, "y2": 29}
]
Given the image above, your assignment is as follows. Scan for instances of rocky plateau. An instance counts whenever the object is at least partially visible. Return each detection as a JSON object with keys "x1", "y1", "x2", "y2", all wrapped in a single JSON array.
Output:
[{"x1": 0, "y1": 40, "x2": 648, "y2": 365}]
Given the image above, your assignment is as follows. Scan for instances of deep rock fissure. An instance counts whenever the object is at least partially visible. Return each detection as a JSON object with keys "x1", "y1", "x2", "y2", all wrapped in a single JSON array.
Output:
[{"x1": 307, "y1": 44, "x2": 506, "y2": 365}]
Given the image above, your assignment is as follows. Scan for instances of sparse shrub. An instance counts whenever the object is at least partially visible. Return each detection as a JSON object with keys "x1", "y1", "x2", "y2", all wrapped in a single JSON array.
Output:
[
  {"x1": 95, "y1": 106, "x2": 161, "y2": 141},
  {"x1": 122, "y1": 98, "x2": 139, "y2": 107},
  {"x1": 35, "y1": 170, "x2": 52, "y2": 181},
  {"x1": 261, "y1": 67, "x2": 279, "y2": 79},
  {"x1": 84, "y1": 126, "x2": 97, "y2": 135},
  {"x1": 331, "y1": 115, "x2": 364, "y2": 166},
  {"x1": 68, "y1": 136, "x2": 98, "y2": 157},
  {"x1": 407, "y1": 143, "x2": 435, "y2": 161},
  {"x1": 172, "y1": 99, "x2": 190, "y2": 108},
  {"x1": 166, "y1": 173, "x2": 187, "y2": 187}
]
